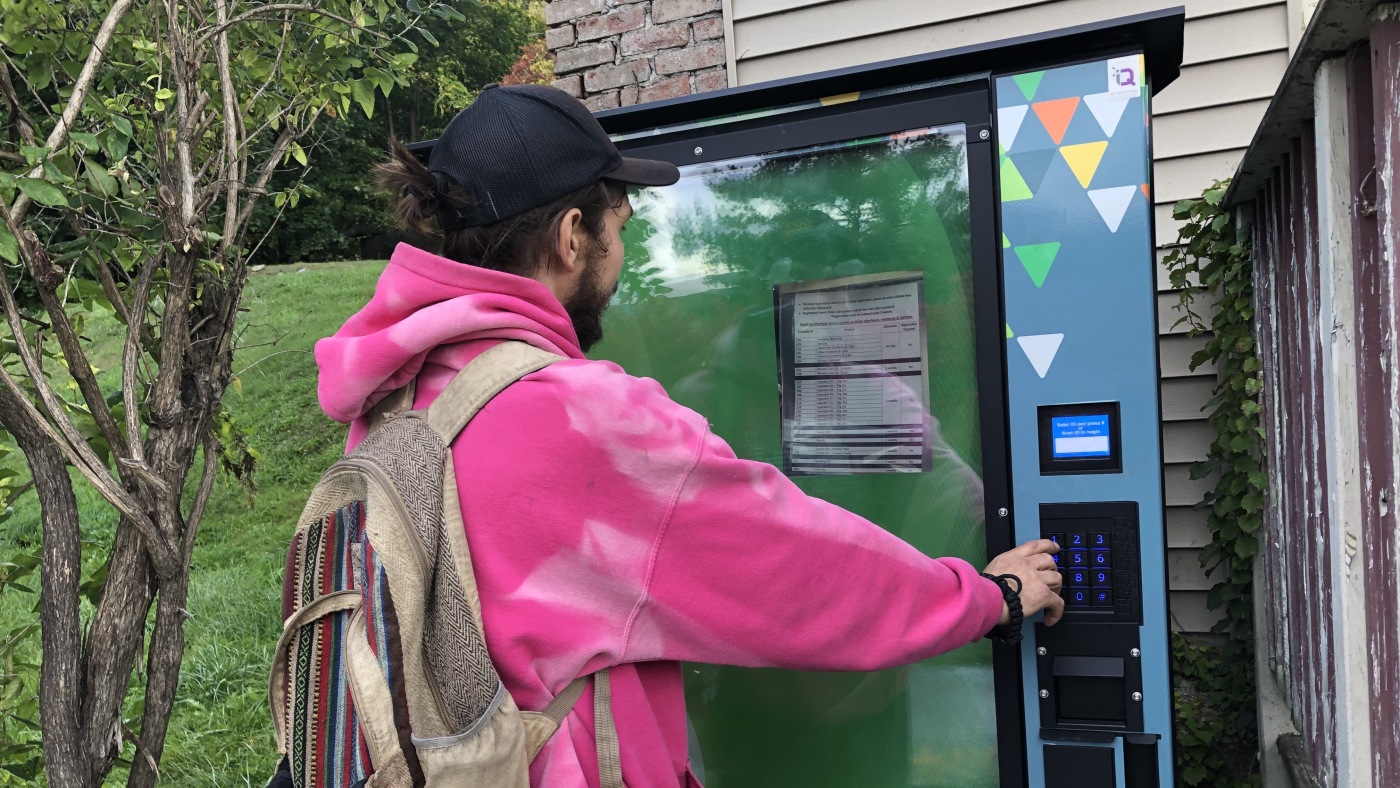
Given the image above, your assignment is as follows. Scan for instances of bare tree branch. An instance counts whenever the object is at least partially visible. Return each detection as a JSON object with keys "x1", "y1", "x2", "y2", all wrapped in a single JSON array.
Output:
[
  {"x1": 0, "y1": 62, "x2": 37, "y2": 147},
  {"x1": 193, "y1": 2, "x2": 385, "y2": 47},
  {"x1": 9, "y1": 0, "x2": 138, "y2": 225},
  {"x1": 213, "y1": 0, "x2": 240, "y2": 254}
]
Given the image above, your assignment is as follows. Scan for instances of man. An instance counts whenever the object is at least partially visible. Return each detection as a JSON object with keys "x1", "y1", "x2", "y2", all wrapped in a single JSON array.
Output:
[{"x1": 315, "y1": 84, "x2": 1063, "y2": 787}]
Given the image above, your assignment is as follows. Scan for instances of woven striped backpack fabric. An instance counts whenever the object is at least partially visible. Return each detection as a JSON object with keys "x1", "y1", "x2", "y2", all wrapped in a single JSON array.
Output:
[{"x1": 267, "y1": 342, "x2": 623, "y2": 788}]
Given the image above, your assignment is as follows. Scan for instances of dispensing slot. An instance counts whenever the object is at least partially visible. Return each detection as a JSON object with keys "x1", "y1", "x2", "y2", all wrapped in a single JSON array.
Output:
[
  {"x1": 1052, "y1": 656, "x2": 1127, "y2": 727},
  {"x1": 1044, "y1": 743, "x2": 1116, "y2": 788}
]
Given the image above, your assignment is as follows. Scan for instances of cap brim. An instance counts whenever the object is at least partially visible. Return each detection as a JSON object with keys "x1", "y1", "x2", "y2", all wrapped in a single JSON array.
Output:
[{"x1": 607, "y1": 156, "x2": 681, "y2": 187}]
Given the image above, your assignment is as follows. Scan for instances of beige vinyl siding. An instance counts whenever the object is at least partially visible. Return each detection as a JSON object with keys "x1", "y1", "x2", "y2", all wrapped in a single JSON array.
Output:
[{"x1": 728, "y1": 0, "x2": 1291, "y2": 633}]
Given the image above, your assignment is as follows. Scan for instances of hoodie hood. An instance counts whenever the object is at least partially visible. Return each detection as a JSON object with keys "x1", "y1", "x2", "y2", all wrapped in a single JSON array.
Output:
[{"x1": 315, "y1": 243, "x2": 584, "y2": 423}]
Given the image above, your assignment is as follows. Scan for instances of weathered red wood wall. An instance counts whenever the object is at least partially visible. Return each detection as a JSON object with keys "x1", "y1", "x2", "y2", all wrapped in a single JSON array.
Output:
[
  {"x1": 1360, "y1": 13, "x2": 1400, "y2": 785},
  {"x1": 1247, "y1": 10, "x2": 1400, "y2": 785}
]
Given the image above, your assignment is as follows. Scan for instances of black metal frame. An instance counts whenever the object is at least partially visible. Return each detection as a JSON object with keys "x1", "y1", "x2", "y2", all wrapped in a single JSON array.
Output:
[{"x1": 607, "y1": 77, "x2": 1029, "y2": 788}]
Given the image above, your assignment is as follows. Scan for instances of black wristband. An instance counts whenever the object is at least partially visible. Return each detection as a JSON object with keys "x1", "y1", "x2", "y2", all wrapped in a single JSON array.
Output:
[{"x1": 981, "y1": 572, "x2": 1024, "y2": 645}]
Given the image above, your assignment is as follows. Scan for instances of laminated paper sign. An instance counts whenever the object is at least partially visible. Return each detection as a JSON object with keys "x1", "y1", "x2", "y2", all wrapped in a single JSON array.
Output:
[{"x1": 774, "y1": 272, "x2": 933, "y2": 476}]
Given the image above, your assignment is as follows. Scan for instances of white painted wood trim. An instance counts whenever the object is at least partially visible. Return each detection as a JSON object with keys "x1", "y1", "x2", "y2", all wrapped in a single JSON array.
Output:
[
  {"x1": 721, "y1": 0, "x2": 739, "y2": 88},
  {"x1": 1313, "y1": 56, "x2": 1373, "y2": 788}
]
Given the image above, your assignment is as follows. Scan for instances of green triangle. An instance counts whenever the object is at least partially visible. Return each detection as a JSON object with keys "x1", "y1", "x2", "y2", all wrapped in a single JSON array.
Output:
[
  {"x1": 1014, "y1": 242, "x2": 1061, "y2": 288},
  {"x1": 1002, "y1": 233, "x2": 1011, "y2": 249},
  {"x1": 1001, "y1": 157, "x2": 1033, "y2": 202},
  {"x1": 1006, "y1": 323, "x2": 1015, "y2": 339},
  {"x1": 1013, "y1": 71, "x2": 1045, "y2": 101}
]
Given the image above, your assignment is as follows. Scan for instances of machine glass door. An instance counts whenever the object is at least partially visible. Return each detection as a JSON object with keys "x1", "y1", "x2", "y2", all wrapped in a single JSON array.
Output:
[{"x1": 592, "y1": 119, "x2": 997, "y2": 787}]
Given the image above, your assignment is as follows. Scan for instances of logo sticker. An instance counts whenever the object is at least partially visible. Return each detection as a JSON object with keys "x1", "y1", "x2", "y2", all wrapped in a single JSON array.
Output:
[{"x1": 1107, "y1": 55, "x2": 1140, "y2": 101}]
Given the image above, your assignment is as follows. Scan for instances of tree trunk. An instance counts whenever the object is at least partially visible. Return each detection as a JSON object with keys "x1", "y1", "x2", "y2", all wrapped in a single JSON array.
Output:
[
  {"x1": 80, "y1": 524, "x2": 157, "y2": 782},
  {"x1": 126, "y1": 570, "x2": 191, "y2": 788},
  {"x1": 0, "y1": 386, "x2": 87, "y2": 788}
]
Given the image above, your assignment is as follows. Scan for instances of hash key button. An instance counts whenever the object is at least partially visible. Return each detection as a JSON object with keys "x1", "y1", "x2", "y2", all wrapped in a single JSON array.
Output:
[{"x1": 1091, "y1": 589, "x2": 1114, "y2": 608}]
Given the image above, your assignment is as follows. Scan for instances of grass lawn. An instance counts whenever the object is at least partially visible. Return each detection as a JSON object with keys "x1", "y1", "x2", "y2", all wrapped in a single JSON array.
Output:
[{"x1": 0, "y1": 260, "x2": 386, "y2": 786}]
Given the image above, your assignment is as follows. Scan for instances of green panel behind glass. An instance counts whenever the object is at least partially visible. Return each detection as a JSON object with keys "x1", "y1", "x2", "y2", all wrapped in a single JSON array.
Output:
[{"x1": 594, "y1": 126, "x2": 996, "y2": 787}]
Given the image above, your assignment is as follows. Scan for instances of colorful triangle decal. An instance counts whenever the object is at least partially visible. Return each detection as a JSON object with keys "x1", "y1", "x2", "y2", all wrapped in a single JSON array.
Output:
[
  {"x1": 1014, "y1": 242, "x2": 1061, "y2": 288},
  {"x1": 1060, "y1": 141, "x2": 1108, "y2": 189},
  {"x1": 1083, "y1": 92, "x2": 1130, "y2": 137},
  {"x1": 1013, "y1": 72, "x2": 1044, "y2": 102},
  {"x1": 1001, "y1": 156, "x2": 1033, "y2": 202},
  {"x1": 1010, "y1": 149, "x2": 1057, "y2": 194},
  {"x1": 1088, "y1": 186, "x2": 1139, "y2": 233},
  {"x1": 1033, "y1": 97, "x2": 1080, "y2": 145},
  {"x1": 998, "y1": 105, "x2": 1028, "y2": 153},
  {"x1": 1002, "y1": 233, "x2": 1011, "y2": 249},
  {"x1": 1141, "y1": 183, "x2": 1151, "y2": 200},
  {"x1": 1006, "y1": 323, "x2": 1015, "y2": 339},
  {"x1": 1017, "y1": 334, "x2": 1064, "y2": 379}
]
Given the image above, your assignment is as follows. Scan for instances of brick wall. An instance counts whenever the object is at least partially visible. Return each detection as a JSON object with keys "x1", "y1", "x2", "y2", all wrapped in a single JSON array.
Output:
[{"x1": 547, "y1": 0, "x2": 729, "y2": 111}]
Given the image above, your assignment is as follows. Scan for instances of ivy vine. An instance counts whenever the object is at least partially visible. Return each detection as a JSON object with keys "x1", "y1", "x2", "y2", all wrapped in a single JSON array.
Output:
[{"x1": 1162, "y1": 178, "x2": 1264, "y2": 786}]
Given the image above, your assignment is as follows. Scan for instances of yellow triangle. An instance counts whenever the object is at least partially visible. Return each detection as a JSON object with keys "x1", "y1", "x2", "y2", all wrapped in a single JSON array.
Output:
[{"x1": 1060, "y1": 141, "x2": 1108, "y2": 188}]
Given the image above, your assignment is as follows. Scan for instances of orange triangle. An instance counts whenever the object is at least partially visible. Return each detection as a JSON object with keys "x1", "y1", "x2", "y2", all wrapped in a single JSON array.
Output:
[
  {"x1": 1141, "y1": 184, "x2": 1151, "y2": 199},
  {"x1": 1033, "y1": 97, "x2": 1080, "y2": 145}
]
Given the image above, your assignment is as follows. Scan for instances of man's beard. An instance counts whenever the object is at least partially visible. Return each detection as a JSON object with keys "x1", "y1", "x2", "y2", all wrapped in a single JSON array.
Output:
[{"x1": 563, "y1": 246, "x2": 614, "y2": 353}]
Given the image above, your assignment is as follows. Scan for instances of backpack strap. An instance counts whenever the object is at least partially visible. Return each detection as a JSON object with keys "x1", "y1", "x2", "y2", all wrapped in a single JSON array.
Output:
[
  {"x1": 423, "y1": 342, "x2": 623, "y2": 788},
  {"x1": 531, "y1": 672, "x2": 621, "y2": 788},
  {"x1": 592, "y1": 670, "x2": 623, "y2": 788},
  {"x1": 423, "y1": 341, "x2": 561, "y2": 443}
]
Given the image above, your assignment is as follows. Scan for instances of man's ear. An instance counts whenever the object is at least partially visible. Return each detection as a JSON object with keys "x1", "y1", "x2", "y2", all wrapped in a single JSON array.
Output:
[{"x1": 553, "y1": 207, "x2": 586, "y2": 275}]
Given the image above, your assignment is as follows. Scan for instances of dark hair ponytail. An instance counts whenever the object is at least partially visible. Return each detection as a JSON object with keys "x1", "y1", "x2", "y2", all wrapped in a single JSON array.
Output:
[{"x1": 376, "y1": 137, "x2": 626, "y2": 278}]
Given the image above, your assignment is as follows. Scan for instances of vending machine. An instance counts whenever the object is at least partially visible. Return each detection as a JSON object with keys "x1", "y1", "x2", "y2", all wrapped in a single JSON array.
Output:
[{"x1": 422, "y1": 8, "x2": 1185, "y2": 786}]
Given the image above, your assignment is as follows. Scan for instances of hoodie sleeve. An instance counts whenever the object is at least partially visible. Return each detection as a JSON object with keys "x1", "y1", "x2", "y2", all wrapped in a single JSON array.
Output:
[{"x1": 618, "y1": 409, "x2": 1006, "y2": 671}]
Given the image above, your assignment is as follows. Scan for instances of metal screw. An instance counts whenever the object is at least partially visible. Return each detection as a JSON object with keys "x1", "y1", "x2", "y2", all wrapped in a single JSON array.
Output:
[
  {"x1": 979, "y1": 129, "x2": 990, "y2": 140},
  {"x1": 1037, "y1": 647, "x2": 1047, "y2": 656},
  {"x1": 1039, "y1": 689, "x2": 1049, "y2": 699},
  {"x1": 998, "y1": 507, "x2": 1009, "y2": 517},
  {"x1": 693, "y1": 146, "x2": 703, "y2": 156},
  {"x1": 1131, "y1": 692, "x2": 1143, "y2": 702},
  {"x1": 1130, "y1": 648, "x2": 1141, "y2": 658}
]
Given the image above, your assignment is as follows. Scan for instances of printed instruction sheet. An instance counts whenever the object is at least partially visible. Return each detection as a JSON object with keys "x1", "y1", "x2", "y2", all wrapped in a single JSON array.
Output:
[{"x1": 774, "y1": 272, "x2": 933, "y2": 476}]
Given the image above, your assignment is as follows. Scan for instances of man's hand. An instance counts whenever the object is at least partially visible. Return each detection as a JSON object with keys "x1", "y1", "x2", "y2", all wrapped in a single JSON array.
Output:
[{"x1": 983, "y1": 539, "x2": 1065, "y2": 627}]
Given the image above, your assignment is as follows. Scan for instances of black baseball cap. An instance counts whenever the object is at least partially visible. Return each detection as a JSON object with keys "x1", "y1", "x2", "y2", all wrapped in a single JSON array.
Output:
[{"x1": 427, "y1": 84, "x2": 679, "y2": 229}]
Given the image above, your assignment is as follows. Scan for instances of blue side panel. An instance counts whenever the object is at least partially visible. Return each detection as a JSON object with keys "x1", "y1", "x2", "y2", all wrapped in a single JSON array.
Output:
[{"x1": 995, "y1": 56, "x2": 1173, "y2": 788}]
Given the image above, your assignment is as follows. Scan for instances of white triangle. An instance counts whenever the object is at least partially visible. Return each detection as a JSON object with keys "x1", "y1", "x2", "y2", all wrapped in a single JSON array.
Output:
[
  {"x1": 998, "y1": 105, "x2": 1028, "y2": 152},
  {"x1": 1017, "y1": 333, "x2": 1064, "y2": 379},
  {"x1": 1083, "y1": 92, "x2": 1130, "y2": 137},
  {"x1": 1088, "y1": 186, "x2": 1138, "y2": 233}
]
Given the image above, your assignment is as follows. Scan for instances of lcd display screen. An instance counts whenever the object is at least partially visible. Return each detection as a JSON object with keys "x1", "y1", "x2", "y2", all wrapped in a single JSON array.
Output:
[{"x1": 1050, "y1": 414, "x2": 1113, "y2": 458}]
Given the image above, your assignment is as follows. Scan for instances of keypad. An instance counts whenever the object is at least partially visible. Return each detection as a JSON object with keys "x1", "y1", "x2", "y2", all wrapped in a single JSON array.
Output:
[{"x1": 1039, "y1": 505, "x2": 1142, "y2": 623}]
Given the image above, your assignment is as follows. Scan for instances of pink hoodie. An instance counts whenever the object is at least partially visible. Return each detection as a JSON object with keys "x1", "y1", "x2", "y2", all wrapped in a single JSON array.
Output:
[{"x1": 315, "y1": 243, "x2": 1005, "y2": 788}]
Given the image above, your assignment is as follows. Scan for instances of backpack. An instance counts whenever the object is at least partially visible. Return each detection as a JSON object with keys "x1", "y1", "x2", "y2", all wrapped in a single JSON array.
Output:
[{"x1": 267, "y1": 341, "x2": 623, "y2": 788}]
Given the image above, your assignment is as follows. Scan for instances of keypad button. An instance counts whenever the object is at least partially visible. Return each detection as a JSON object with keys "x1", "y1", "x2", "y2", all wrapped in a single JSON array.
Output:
[
  {"x1": 1067, "y1": 532, "x2": 1087, "y2": 548},
  {"x1": 1067, "y1": 549, "x2": 1089, "y2": 567},
  {"x1": 1091, "y1": 589, "x2": 1114, "y2": 608},
  {"x1": 1090, "y1": 531, "x2": 1110, "y2": 547},
  {"x1": 1046, "y1": 532, "x2": 1065, "y2": 548},
  {"x1": 1091, "y1": 548, "x2": 1111, "y2": 567},
  {"x1": 1067, "y1": 569, "x2": 1090, "y2": 587},
  {"x1": 1091, "y1": 569, "x2": 1112, "y2": 587},
  {"x1": 1068, "y1": 588, "x2": 1092, "y2": 608}
]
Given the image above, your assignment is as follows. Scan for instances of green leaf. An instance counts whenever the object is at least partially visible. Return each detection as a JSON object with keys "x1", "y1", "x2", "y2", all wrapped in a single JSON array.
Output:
[
  {"x1": 70, "y1": 132, "x2": 99, "y2": 152},
  {"x1": 154, "y1": 88, "x2": 174, "y2": 101},
  {"x1": 351, "y1": 78, "x2": 376, "y2": 118},
  {"x1": 0, "y1": 226, "x2": 17, "y2": 264},
  {"x1": 419, "y1": 27, "x2": 440, "y2": 46},
  {"x1": 406, "y1": 0, "x2": 423, "y2": 11},
  {"x1": 17, "y1": 178, "x2": 67, "y2": 207},
  {"x1": 111, "y1": 116, "x2": 133, "y2": 138},
  {"x1": 290, "y1": 142, "x2": 308, "y2": 167},
  {"x1": 83, "y1": 157, "x2": 117, "y2": 197}
]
